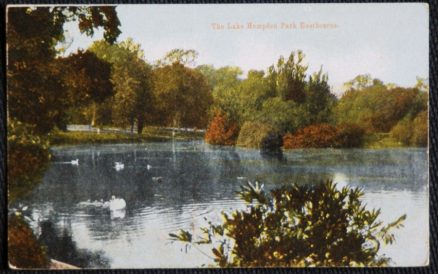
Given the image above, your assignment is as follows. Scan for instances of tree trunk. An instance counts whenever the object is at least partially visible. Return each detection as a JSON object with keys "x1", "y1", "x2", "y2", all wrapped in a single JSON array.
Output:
[
  {"x1": 91, "y1": 103, "x2": 97, "y2": 127},
  {"x1": 137, "y1": 116, "x2": 144, "y2": 135}
]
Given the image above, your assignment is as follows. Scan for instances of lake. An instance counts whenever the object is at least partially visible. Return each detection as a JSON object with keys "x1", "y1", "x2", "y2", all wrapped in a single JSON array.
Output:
[{"x1": 15, "y1": 141, "x2": 429, "y2": 268}]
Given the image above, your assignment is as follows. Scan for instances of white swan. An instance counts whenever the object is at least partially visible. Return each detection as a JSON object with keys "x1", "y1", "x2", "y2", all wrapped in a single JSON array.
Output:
[
  {"x1": 115, "y1": 162, "x2": 124, "y2": 171},
  {"x1": 152, "y1": 176, "x2": 163, "y2": 183},
  {"x1": 71, "y1": 159, "x2": 79, "y2": 165},
  {"x1": 109, "y1": 195, "x2": 126, "y2": 211},
  {"x1": 146, "y1": 164, "x2": 152, "y2": 170}
]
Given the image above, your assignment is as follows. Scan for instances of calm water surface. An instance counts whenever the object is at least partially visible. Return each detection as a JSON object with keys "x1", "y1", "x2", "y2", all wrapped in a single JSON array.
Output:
[{"x1": 16, "y1": 141, "x2": 428, "y2": 267}]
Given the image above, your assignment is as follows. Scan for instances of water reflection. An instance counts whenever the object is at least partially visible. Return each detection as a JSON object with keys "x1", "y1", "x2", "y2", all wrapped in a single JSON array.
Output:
[
  {"x1": 16, "y1": 141, "x2": 428, "y2": 267},
  {"x1": 38, "y1": 218, "x2": 110, "y2": 268}
]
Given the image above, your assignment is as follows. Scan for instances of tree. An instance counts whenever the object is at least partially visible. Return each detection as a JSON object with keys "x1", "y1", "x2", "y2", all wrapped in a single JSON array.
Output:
[
  {"x1": 158, "y1": 49, "x2": 199, "y2": 67},
  {"x1": 152, "y1": 62, "x2": 213, "y2": 128},
  {"x1": 7, "y1": 6, "x2": 121, "y2": 133},
  {"x1": 197, "y1": 65, "x2": 243, "y2": 126},
  {"x1": 390, "y1": 110, "x2": 428, "y2": 147},
  {"x1": 7, "y1": 8, "x2": 120, "y2": 268},
  {"x1": 335, "y1": 79, "x2": 427, "y2": 133},
  {"x1": 343, "y1": 74, "x2": 384, "y2": 91},
  {"x1": 205, "y1": 111, "x2": 239, "y2": 145},
  {"x1": 255, "y1": 97, "x2": 309, "y2": 134},
  {"x1": 267, "y1": 51, "x2": 308, "y2": 103},
  {"x1": 170, "y1": 181, "x2": 406, "y2": 267},
  {"x1": 60, "y1": 50, "x2": 114, "y2": 127},
  {"x1": 237, "y1": 70, "x2": 275, "y2": 122},
  {"x1": 305, "y1": 69, "x2": 337, "y2": 124},
  {"x1": 411, "y1": 110, "x2": 428, "y2": 146},
  {"x1": 89, "y1": 39, "x2": 154, "y2": 133}
]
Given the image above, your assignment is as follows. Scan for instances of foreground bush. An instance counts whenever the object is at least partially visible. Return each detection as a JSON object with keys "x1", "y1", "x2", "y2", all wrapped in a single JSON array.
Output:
[
  {"x1": 236, "y1": 121, "x2": 282, "y2": 150},
  {"x1": 170, "y1": 180, "x2": 406, "y2": 267},
  {"x1": 8, "y1": 214, "x2": 50, "y2": 269},
  {"x1": 205, "y1": 112, "x2": 239, "y2": 145},
  {"x1": 8, "y1": 120, "x2": 51, "y2": 203}
]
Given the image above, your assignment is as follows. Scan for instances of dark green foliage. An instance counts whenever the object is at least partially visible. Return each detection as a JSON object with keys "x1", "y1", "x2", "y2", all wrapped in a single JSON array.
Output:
[
  {"x1": 61, "y1": 50, "x2": 114, "y2": 106},
  {"x1": 170, "y1": 181, "x2": 406, "y2": 267},
  {"x1": 268, "y1": 51, "x2": 307, "y2": 103},
  {"x1": 7, "y1": 120, "x2": 51, "y2": 203},
  {"x1": 305, "y1": 69, "x2": 337, "y2": 124},
  {"x1": 335, "y1": 124, "x2": 366, "y2": 148},
  {"x1": 7, "y1": 6, "x2": 121, "y2": 134}
]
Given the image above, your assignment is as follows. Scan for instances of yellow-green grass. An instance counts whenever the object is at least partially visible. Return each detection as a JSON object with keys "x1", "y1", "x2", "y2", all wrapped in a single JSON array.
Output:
[
  {"x1": 50, "y1": 127, "x2": 203, "y2": 146},
  {"x1": 363, "y1": 133, "x2": 404, "y2": 149}
]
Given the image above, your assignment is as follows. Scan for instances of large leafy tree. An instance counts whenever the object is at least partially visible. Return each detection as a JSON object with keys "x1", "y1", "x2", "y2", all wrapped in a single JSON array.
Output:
[
  {"x1": 7, "y1": 6, "x2": 121, "y2": 133},
  {"x1": 89, "y1": 39, "x2": 153, "y2": 133},
  {"x1": 197, "y1": 65, "x2": 243, "y2": 125},
  {"x1": 7, "y1": 7, "x2": 121, "y2": 268},
  {"x1": 305, "y1": 69, "x2": 337, "y2": 124},
  {"x1": 267, "y1": 51, "x2": 308, "y2": 103},
  {"x1": 153, "y1": 62, "x2": 213, "y2": 128},
  {"x1": 237, "y1": 70, "x2": 275, "y2": 123},
  {"x1": 60, "y1": 50, "x2": 114, "y2": 128}
]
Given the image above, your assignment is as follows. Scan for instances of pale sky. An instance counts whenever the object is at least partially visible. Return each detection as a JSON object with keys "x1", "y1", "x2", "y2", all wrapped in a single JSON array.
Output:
[{"x1": 64, "y1": 3, "x2": 429, "y2": 94}]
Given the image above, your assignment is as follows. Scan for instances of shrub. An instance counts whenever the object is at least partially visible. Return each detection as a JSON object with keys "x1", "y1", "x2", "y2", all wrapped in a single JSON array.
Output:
[
  {"x1": 205, "y1": 111, "x2": 239, "y2": 145},
  {"x1": 237, "y1": 121, "x2": 282, "y2": 150},
  {"x1": 8, "y1": 214, "x2": 50, "y2": 269},
  {"x1": 170, "y1": 180, "x2": 406, "y2": 267},
  {"x1": 390, "y1": 111, "x2": 427, "y2": 147},
  {"x1": 390, "y1": 118, "x2": 413, "y2": 146},
  {"x1": 283, "y1": 124, "x2": 338, "y2": 149},
  {"x1": 411, "y1": 110, "x2": 428, "y2": 146},
  {"x1": 335, "y1": 123, "x2": 366, "y2": 147},
  {"x1": 283, "y1": 124, "x2": 366, "y2": 149}
]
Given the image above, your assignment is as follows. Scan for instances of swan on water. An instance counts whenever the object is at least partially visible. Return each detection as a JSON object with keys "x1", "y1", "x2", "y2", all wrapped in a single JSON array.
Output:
[
  {"x1": 152, "y1": 176, "x2": 163, "y2": 183},
  {"x1": 147, "y1": 164, "x2": 152, "y2": 170},
  {"x1": 115, "y1": 162, "x2": 125, "y2": 171},
  {"x1": 71, "y1": 159, "x2": 79, "y2": 165},
  {"x1": 109, "y1": 195, "x2": 126, "y2": 211}
]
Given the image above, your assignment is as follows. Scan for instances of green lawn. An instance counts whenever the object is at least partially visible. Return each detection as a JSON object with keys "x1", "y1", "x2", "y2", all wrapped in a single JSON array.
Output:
[
  {"x1": 363, "y1": 133, "x2": 404, "y2": 149},
  {"x1": 50, "y1": 127, "x2": 204, "y2": 145}
]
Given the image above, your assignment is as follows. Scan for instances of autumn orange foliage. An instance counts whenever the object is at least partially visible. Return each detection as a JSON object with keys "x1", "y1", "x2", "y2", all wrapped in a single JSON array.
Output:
[
  {"x1": 8, "y1": 214, "x2": 50, "y2": 269},
  {"x1": 205, "y1": 112, "x2": 239, "y2": 145},
  {"x1": 283, "y1": 124, "x2": 338, "y2": 149},
  {"x1": 283, "y1": 124, "x2": 365, "y2": 149}
]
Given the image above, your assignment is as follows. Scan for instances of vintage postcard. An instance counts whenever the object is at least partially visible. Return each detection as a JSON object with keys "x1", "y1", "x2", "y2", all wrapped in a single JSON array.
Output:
[{"x1": 7, "y1": 3, "x2": 429, "y2": 269}]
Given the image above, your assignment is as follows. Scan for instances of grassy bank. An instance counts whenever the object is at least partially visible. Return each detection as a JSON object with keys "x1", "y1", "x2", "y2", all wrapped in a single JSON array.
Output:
[
  {"x1": 50, "y1": 127, "x2": 204, "y2": 146},
  {"x1": 363, "y1": 133, "x2": 404, "y2": 149}
]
